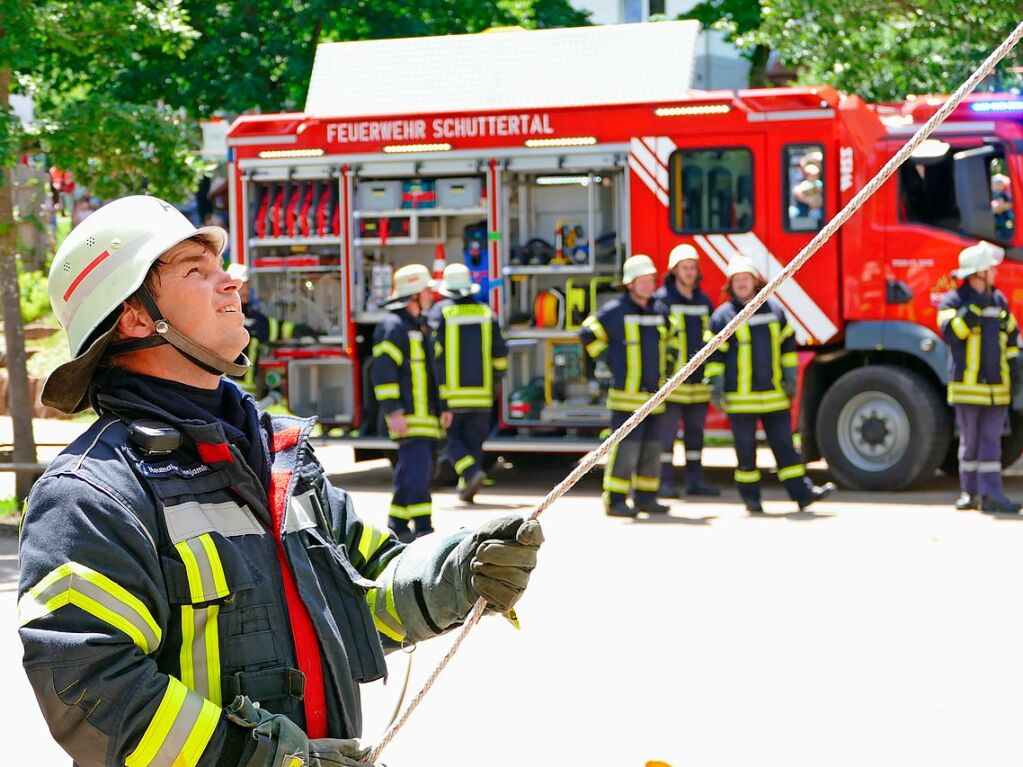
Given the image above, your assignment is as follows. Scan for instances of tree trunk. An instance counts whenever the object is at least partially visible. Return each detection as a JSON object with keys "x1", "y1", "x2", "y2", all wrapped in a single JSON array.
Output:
[{"x1": 0, "y1": 65, "x2": 40, "y2": 501}]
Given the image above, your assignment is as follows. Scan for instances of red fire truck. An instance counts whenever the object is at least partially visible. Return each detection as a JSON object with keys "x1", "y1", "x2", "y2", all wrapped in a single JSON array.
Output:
[{"x1": 226, "y1": 21, "x2": 1023, "y2": 490}]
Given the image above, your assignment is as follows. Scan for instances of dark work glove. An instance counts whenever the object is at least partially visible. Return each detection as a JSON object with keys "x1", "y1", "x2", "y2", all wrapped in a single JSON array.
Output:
[
  {"x1": 782, "y1": 367, "x2": 798, "y2": 399},
  {"x1": 958, "y1": 305, "x2": 982, "y2": 329},
  {"x1": 226, "y1": 696, "x2": 378, "y2": 767},
  {"x1": 709, "y1": 376, "x2": 725, "y2": 411},
  {"x1": 463, "y1": 515, "x2": 544, "y2": 613}
]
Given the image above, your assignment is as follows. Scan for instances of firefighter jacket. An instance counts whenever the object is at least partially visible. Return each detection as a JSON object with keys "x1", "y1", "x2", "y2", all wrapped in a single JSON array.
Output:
[
  {"x1": 938, "y1": 284, "x2": 1020, "y2": 406},
  {"x1": 653, "y1": 276, "x2": 714, "y2": 404},
  {"x1": 427, "y1": 296, "x2": 508, "y2": 411},
  {"x1": 706, "y1": 297, "x2": 797, "y2": 414},
  {"x1": 371, "y1": 308, "x2": 445, "y2": 439},
  {"x1": 579, "y1": 293, "x2": 666, "y2": 413},
  {"x1": 18, "y1": 372, "x2": 477, "y2": 767}
]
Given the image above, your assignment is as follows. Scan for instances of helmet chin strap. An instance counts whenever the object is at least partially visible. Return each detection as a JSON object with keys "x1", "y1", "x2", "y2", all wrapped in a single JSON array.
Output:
[{"x1": 106, "y1": 285, "x2": 250, "y2": 377}]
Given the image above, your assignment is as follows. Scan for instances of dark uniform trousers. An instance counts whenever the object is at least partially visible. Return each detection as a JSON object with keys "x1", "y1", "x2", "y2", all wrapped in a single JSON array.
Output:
[
  {"x1": 659, "y1": 402, "x2": 708, "y2": 487},
  {"x1": 392, "y1": 438, "x2": 435, "y2": 534},
  {"x1": 956, "y1": 404, "x2": 1007, "y2": 497},
  {"x1": 605, "y1": 410, "x2": 663, "y2": 508},
  {"x1": 446, "y1": 411, "x2": 491, "y2": 483},
  {"x1": 731, "y1": 410, "x2": 814, "y2": 504}
]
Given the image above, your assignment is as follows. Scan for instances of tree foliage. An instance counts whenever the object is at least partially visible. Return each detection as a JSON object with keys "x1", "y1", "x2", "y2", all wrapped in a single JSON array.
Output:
[
  {"x1": 114, "y1": 0, "x2": 591, "y2": 117},
  {"x1": 686, "y1": 0, "x2": 1023, "y2": 102},
  {"x1": 1, "y1": 0, "x2": 207, "y2": 201}
]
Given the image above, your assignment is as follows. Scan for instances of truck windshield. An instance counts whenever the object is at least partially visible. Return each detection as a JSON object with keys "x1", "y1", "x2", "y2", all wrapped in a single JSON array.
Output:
[{"x1": 898, "y1": 144, "x2": 1015, "y2": 244}]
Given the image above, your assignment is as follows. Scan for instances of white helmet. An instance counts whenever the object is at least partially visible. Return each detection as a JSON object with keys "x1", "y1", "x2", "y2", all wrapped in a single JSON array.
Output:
[
  {"x1": 667, "y1": 244, "x2": 699, "y2": 271},
  {"x1": 619, "y1": 254, "x2": 658, "y2": 286},
  {"x1": 42, "y1": 195, "x2": 241, "y2": 414},
  {"x1": 952, "y1": 241, "x2": 1004, "y2": 279},
  {"x1": 726, "y1": 255, "x2": 762, "y2": 280},
  {"x1": 383, "y1": 263, "x2": 435, "y2": 308},
  {"x1": 439, "y1": 263, "x2": 481, "y2": 298}
]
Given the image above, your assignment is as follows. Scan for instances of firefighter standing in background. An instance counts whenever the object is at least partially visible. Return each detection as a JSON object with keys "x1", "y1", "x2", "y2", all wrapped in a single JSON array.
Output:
[
  {"x1": 937, "y1": 241, "x2": 1023, "y2": 514},
  {"x1": 654, "y1": 244, "x2": 720, "y2": 498},
  {"x1": 372, "y1": 264, "x2": 453, "y2": 541},
  {"x1": 428, "y1": 263, "x2": 508, "y2": 503},
  {"x1": 706, "y1": 256, "x2": 835, "y2": 513},
  {"x1": 581, "y1": 254, "x2": 670, "y2": 518}
]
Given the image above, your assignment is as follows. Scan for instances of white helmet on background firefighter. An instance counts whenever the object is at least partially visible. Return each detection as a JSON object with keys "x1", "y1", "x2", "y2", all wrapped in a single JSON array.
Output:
[
  {"x1": 42, "y1": 195, "x2": 245, "y2": 413},
  {"x1": 952, "y1": 241, "x2": 1004, "y2": 280},
  {"x1": 667, "y1": 243, "x2": 699, "y2": 271},
  {"x1": 383, "y1": 263, "x2": 435, "y2": 308},
  {"x1": 617, "y1": 254, "x2": 658, "y2": 288}
]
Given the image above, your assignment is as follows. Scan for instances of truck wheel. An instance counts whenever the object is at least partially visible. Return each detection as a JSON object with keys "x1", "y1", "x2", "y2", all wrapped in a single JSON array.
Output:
[
  {"x1": 943, "y1": 408, "x2": 1023, "y2": 475},
  {"x1": 816, "y1": 365, "x2": 950, "y2": 490}
]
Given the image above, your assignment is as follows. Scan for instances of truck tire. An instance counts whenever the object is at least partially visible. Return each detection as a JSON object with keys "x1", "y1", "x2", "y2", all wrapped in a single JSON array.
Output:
[
  {"x1": 941, "y1": 408, "x2": 1023, "y2": 475},
  {"x1": 816, "y1": 365, "x2": 950, "y2": 491}
]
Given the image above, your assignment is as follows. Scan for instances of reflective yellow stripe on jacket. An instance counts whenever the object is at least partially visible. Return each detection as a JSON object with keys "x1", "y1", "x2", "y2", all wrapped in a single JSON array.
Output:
[
  {"x1": 441, "y1": 304, "x2": 495, "y2": 409},
  {"x1": 667, "y1": 305, "x2": 711, "y2": 404},
  {"x1": 125, "y1": 677, "x2": 220, "y2": 767}
]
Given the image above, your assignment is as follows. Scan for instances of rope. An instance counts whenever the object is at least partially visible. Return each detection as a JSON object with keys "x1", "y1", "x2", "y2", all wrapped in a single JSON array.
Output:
[{"x1": 368, "y1": 20, "x2": 1023, "y2": 763}]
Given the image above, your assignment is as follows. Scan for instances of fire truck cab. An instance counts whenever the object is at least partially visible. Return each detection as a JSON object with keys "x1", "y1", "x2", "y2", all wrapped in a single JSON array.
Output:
[{"x1": 226, "y1": 21, "x2": 1023, "y2": 490}]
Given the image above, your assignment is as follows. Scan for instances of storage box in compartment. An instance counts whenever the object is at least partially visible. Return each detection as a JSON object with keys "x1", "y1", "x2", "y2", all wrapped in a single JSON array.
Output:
[
  {"x1": 356, "y1": 180, "x2": 402, "y2": 211},
  {"x1": 287, "y1": 357, "x2": 355, "y2": 422},
  {"x1": 436, "y1": 177, "x2": 483, "y2": 208},
  {"x1": 401, "y1": 180, "x2": 436, "y2": 209}
]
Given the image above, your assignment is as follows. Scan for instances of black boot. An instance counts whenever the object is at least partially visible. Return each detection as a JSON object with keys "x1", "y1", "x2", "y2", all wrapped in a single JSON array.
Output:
[
  {"x1": 686, "y1": 481, "x2": 721, "y2": 497},
  {"x1": 658, "y1": 482, "x2": 680, "y2": 499},
  {"x1": 980, "y1": 494, "x2": 1023, "y2": 514},
  {"x1": 606, "y1": 499, "x2": 637, "y2": 518},
  {"x1": 636, "y1": 499, "x2": 671, "y2": 515},
  {"x1": 798, "y1": 481, "x2": 836, "y2": 510},
  {"x1": 745, "y1": 498, "x2": 764, "y2": 514},
  {"x1": 457, "y1": 468, "x2": 486, "y2": 504},
  {"x1": 955, "y1": 492, "x2": 979, "y2": 511}
]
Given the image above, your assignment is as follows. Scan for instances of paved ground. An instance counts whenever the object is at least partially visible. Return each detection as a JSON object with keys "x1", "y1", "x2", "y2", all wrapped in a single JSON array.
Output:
[{"x1": 4, "y1": 423, "x2": 1023, "y2": 765}]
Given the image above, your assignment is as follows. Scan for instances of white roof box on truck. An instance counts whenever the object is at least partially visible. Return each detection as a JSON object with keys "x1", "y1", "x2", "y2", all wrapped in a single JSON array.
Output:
[{"x1": 304, "y1": 20, "x2": 701, "y2": 117}]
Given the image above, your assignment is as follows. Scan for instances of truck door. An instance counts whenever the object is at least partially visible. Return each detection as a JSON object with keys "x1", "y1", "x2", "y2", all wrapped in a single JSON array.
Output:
[{"x1": 763, "y1": 131, "x2": 841, "y2": 346}]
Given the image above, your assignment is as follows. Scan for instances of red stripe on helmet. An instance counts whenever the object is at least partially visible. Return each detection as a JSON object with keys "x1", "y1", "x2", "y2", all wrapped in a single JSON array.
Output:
[{"x1": 62, "y1": 249, "x2": 111, "y2": 302}]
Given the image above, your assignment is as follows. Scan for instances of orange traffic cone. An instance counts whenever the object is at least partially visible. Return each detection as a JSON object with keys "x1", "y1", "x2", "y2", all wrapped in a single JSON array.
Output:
[{"x1": 432, "y1": 243, "x2": 447, "y2": 301}]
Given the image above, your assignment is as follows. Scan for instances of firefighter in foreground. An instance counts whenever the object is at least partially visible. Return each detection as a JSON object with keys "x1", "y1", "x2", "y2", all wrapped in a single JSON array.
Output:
[
  {"x1": 581, "y1": 254, "x2": 669, "y2": 517},
  {"x1": 428, "y1": 263, "x2": 508, "y2": 503},
  {"x1": 937, "y1": 241, "x2": 1023, "y2": 513},
  {"x1": 706, "y1": 257, "x2": 835, "y2": 512},
  {"x1": 372, "y1": 263, "x2": 452, "y2": 541},
  {"x1": 18, "y1": 196, "x2": 544, "y2": 767},
  {"x1": 654, "y1": 244, "x2": 719, "y2": 498}
]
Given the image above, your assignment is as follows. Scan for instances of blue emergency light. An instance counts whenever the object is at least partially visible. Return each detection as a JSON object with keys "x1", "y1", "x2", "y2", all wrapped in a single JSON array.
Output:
[{"x1": 970, "y1": 100, "x2": 1023, "y2": 114}]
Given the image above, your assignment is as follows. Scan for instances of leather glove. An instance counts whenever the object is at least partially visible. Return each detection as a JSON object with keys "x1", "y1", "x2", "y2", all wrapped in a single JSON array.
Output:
[
  {"x1": 782, "y1": 366, "x2": 798, "y2": 399},
  {"x1": 226, "y1": 696, "x2": 379, "y2": 767},
  {"x1": 958, "y1": 305, "x2": 982, "y2": 329},
  {"x1": 709, "y1": 376, "x2": 725, "y2": 411},
  {"x1": 463, "y1": 515, "x2": 544, "y2": 613}
]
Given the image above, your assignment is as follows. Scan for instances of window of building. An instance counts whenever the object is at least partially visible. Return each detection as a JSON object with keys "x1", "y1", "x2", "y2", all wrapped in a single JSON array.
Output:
[
  {"x1": 784, "y1": 144, "x2": 825, "y2": 232},
  {"x1": 668, "y1": 148, "x2": 754, "y2": 234}
]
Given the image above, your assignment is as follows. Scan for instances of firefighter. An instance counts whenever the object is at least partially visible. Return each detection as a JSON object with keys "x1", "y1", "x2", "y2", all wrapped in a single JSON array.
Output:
[
  {"x1": 372, "y1": 263, "x2": 453, "y2": 541},
  {"x1": 581, "y1": 254, "x2": 669, "y2": 517},
  {"x1": 937, "y1": 241, "x2": 1023, "y2": 513},
  {"x1": 228, "y1": 263, "x2": 313, "y2": 398},
  {"x1": 654, "y1": 243, "x2": 719, "y2": 498},
  {"x1": 20, "y1": 196, "x2": 544, "y2": 766},
  {"x1": 706, "y1": 256, "x2": 835, "y2": 513},
  {"x1": 428, "y1": 263, "x2": 508, "y2": 503}
]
